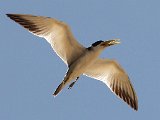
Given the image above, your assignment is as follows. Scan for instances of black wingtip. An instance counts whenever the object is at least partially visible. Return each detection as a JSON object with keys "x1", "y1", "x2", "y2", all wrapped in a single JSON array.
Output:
[
  {"x1": 6, "y1": 14, "x2": 17, "y2": 20},
  {"x1": 134, "y1": 104, "x2": 138, "y2": 111},
  {"x1": 6, "y1": 14, "x2": 13, "y2": 17}
]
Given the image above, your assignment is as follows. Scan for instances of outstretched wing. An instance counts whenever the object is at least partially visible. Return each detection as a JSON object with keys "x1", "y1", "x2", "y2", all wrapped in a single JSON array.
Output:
[
  {"x1": 84, "y1": 59, "x2": 138, "y2": 111},
  {"x1": 7, "y1": 14, "x2": 85, "y2": 66}
]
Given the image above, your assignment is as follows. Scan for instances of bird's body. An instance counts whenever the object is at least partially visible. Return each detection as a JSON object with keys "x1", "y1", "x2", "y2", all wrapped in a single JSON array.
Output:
[
  {"x1": 54, "y1": 45, "x2": 104, "y2": 95},
  {"x1": 7, "y1": 14, "x2": 138, "y2": 111},
  {"x1": 69, "y1": 47, "x2": 102, "y2": 76}
]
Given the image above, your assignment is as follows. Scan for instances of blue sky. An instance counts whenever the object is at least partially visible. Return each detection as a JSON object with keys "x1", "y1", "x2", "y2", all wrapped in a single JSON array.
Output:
[{"x1": 1, "y1": 0, "x2": 160, "y2": 120}]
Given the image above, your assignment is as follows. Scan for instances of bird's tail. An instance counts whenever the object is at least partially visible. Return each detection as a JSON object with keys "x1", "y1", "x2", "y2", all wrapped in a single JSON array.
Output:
[
  {"x1": 53, "y1": 82, "x2": 65, "y2": 96},
  {"x1": 53, "y1": 75, "x2": 70, "y2": 96}
]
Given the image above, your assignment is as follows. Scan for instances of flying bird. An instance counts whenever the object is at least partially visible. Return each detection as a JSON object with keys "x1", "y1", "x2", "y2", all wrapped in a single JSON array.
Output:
[{"x1": 6, "y1": 14, "x2": 138, "y2": 111}]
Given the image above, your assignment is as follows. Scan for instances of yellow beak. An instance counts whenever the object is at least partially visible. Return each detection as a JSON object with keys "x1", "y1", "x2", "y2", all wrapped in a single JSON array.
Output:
[{"x1": 101, "y1": 39, "x2": 120, "y2": 47}]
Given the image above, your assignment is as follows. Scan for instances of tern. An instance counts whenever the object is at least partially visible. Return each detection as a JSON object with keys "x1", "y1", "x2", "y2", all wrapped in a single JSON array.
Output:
[{"x1": 6, "y1": 14, "x2": 138, "y2": 110}]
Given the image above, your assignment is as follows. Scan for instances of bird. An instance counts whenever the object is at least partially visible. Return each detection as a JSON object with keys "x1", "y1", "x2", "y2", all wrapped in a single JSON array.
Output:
[{"x1": 6, "y1": 14, "x2": 138, "y2": 111}]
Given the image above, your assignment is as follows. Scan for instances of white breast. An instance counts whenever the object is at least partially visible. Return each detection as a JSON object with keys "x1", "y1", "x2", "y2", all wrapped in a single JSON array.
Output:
[{"x1": 68, "y1": 49, "x2": 101, "y2": 79}]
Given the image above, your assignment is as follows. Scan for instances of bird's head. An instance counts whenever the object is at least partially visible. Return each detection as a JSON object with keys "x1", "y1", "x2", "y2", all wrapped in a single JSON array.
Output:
[{"x1": 89, "y1": 39, "x2": 120, "y2": 50}]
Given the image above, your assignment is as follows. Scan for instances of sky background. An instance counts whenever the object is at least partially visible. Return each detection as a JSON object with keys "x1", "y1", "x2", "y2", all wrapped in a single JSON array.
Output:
[{"x1": 0, "y1": 0, "x2": 160, "y2": 120}]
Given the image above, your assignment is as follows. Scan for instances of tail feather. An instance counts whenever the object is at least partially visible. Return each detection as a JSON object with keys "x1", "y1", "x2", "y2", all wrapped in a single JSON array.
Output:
[
  {"x1": 53, "y1": 81, "x2": 65, "y2": 96},
  {"x1": 53, "y1": 74, "x2": 70, "y2": 96}
]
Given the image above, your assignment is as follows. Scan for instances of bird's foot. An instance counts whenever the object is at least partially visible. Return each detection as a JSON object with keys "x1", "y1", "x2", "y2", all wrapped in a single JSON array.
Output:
[
  {"x1": 68, "y1": 77, "x2": 79, "y2": 89},
  {"x1": 68, "y1": 81, "x2": 76, "y2": 89}
]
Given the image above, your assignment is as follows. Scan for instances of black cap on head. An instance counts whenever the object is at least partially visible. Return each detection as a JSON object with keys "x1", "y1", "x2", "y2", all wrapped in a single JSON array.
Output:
[{"x1": 92, "y1": 40, "x2": 104, "y2": 47}]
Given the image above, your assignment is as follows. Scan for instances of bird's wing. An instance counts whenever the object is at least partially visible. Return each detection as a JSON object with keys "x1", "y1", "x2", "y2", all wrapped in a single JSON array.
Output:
[
  {"x1": 84, "y1": 59, "x2": 138, "y2": 110},
  {"x1": 7, "y1": 14, "x2": 85, "y2": 66}
]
